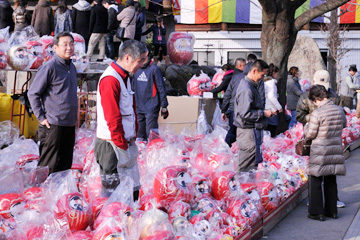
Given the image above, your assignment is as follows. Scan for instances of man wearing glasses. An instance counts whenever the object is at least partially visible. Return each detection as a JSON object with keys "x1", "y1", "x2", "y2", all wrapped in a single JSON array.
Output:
[{"x1": 28, "y1": 31, "x2": 77, "y2": 174}]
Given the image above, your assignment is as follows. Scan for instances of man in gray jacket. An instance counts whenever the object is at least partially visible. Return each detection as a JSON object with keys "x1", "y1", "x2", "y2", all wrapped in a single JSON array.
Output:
[
  {"x1": 28, "y1": 32, "x2": 78, "y2": 174},
  {"x1": 234, "y1": 60, "x2": 275, "y2": 171},
  {"x1": 339, "y1": 65, "x2": 360, "y2": 109}
]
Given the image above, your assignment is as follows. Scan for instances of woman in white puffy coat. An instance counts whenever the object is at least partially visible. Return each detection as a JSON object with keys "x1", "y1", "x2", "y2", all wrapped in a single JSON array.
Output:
[{"x1": 264, "y1": 64, "x2": 283, "y2": 137}]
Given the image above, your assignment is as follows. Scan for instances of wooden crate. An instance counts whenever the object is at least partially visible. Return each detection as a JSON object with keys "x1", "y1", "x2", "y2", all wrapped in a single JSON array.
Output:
[
  {"x1": 349, "y1": 139, "x2": 360, "y2": 151},
  {"x1": 263, "y1": 182, "x2": 308, "y2": 235}
]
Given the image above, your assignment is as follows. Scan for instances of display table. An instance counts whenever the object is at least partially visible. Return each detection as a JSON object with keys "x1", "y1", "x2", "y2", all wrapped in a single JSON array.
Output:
[
  {"x1": 235, "y1": 182, "x2": 309, "y2": 240},
  {"x1": 2, "y1": 69, "x2": 103, "y2": 135}
]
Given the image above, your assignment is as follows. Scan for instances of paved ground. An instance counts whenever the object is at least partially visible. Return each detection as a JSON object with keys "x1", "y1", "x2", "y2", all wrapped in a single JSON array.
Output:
[{"x1": 263, "y1": 147, "x2": 360, "y2": 240}]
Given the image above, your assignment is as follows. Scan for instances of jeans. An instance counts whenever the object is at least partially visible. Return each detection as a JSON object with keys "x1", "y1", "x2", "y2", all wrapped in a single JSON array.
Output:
[
  {"x1": 106, "y1": 32, "x2": 115, "y2": 59},
  {"x1": 253, "y1": 129, "x2": 263, "y2": 164},
  {"x1": 289, "y1": 110, "x2": 297, "y2": 128},
  {"x1": 225, "y1": 111, "x2": 236, "y2": 147}
]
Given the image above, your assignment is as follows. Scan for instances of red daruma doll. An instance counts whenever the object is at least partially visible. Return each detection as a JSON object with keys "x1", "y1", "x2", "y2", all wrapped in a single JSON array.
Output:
[
  {"x1": 0, "y1": 50, "x2": 7, "y2": 69},
  {"x1": 26, "y1": 40, "x2": 44, "y2": 69},
  {"x1": 167, "y1": 32, "x2": 195, "y2": 66}
]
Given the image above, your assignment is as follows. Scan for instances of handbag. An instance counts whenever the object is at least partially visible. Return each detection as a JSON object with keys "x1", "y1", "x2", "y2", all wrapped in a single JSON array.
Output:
[
  {"x1": 295, "y1": 138, "x2": 312, "y2": 156},
  {"x1": 116, "y1": 27, "x2": 126, "y2": 39},
  {"x1": 116, "y1": 12, "x2": 136, "y2": 39}
]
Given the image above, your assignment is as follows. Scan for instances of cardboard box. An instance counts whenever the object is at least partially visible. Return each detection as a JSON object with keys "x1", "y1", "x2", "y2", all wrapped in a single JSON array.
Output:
[{"x1": 158, "y1": 96, "x2": 217, "y2": 134}]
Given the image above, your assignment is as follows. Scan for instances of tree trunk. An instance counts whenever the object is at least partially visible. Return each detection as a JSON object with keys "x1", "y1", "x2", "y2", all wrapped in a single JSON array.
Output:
[
  {"x1": 327, "y1": 9, "x2": 338, "y2": 91},
  {"x1": 261, "y1": 6, "x2": 298, "y2": 133},
  {"x1": 259, "y1": 0, "x2": 350, "y2": 133}
]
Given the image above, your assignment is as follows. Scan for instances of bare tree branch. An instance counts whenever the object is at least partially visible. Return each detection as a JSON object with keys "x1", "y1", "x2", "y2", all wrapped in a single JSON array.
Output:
[
  {"x1": 294, "y1": 0, "x2": 349, "y2": 31},
  {"x1": 320, "y1": 17, "x2": 350, "y2": 92}
]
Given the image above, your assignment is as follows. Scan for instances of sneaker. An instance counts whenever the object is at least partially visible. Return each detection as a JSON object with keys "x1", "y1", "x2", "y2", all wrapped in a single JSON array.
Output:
[{"x1": 337, "y1": 201, "x2": 345, "y2": 208}]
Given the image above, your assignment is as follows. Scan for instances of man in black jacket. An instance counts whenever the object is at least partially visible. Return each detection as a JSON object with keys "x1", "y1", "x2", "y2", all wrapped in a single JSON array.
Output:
[
  {"x1": 0, "y1": 0, "x2": 14, "y2": 31},
  {"x1": 221, "y1": 58, "x2": 246, "y2": 147},
  {"x1": 72, "y1": 0, "x2": 91, "y2": 51},
  {"x1": 87, "y1": 0, "x2": 108, "y2": 62},
  {"x1": 234, "y1": 60, "x2": 274, "y2": 171},
  {"x1": 103, "y1": 0, "x2": 119, "y2": 60}
]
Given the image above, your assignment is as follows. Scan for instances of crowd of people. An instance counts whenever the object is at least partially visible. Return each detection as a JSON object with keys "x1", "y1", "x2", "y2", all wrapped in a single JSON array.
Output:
[
  {"x1": 216, "y1": 56, "x2": 360, "y2": 221},
  {"x1": 3, "y1": 0, "x2": 360, "y2": 225},
  {"x1": 0, "y1": 0, "x2": 168, "y2": 62}
]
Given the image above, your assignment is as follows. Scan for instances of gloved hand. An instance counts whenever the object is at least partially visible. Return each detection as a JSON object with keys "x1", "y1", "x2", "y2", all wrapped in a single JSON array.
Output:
[{"x1": 161, "y1": 107, "x2": 169, "y2": 119}]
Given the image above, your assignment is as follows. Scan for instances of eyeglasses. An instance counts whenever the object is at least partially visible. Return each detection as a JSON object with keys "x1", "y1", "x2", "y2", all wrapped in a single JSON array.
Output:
[{"x1": 58, "y1": 43, "x2": 75, "y2": 48}]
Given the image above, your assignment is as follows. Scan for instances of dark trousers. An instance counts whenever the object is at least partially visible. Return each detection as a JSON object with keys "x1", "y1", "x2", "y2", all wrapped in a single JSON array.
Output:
[
  {"x1": 340, "y1": 95, "x2": 353, "y2": 109},
  {"x1": 137, "y1": 112, "x2": 159, "y2": 141},
  {"x1": 106, "y1": 32, "x2": 115, "y2": 59},
  {"x1": 154, "y1": 44, "x2": 167, "y2": 57},
  {"x1": 225, "y1": 111, "x2": 236, "y2": 147},
  {"x1": 37, "y1": 124, "x2": 75, "y2": 174},
  {"x1": 266, "y1": 124, "x2": 277, "y2": 138},
  {"x1": 253, "y1": 129, "x2": 263, "y2": 164},
  {"x1": 94, "y1": 138, "x2": 120, "y2": 193},
  {"x1": 94, "y1": 138, "x2": 139, "y2": 199},
  {"x1": 308, "y1": 175, "x2": 338, "y2": 216},
  {"x1": 84, "y1": 38, "x2": 89, "y2": 53}
]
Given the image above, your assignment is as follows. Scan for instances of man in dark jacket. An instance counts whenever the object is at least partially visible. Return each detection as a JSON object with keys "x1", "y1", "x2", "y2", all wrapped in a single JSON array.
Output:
[
  {"x1": 103, "y1": 0, "x2": 119, "y2": 60},
  {"x1": 234, "y1": 60, "x2": 274, "y2": 171},
  {"x1": 296, "y1": 70, "x2": 341, "y2": 125},
  {"x1": 0, "y1": 0, "x2": 14, "y2": 32},
  {"x1": 87, "y1": 0, "x2": 108, "y2": 62},
  {"x1": 72, "y1": 0, "x2": 92, "y2": 51},
  {"x1": 28, "y1": 32, "x2": 78, "y2": 174},
  {"x1": 133, "y1": 57, "x2": 169, "y2": 141},
  {"x1": 243, "y1": 53, "x2": 257, "y2": 75},
  {"x1": 220, "y1": 58, "x2": 246, "y2": 147},
  {"x1": 31, "y1": 0, "x2": 53, "y2": 36},
  {"x1": 134, "y1": 2, "x2": 145, "y2": 42}
]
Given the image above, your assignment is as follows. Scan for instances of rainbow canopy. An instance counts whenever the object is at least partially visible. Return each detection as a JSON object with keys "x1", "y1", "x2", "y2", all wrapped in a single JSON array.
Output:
[{"x1": 178, "y1": 0, "x2": 360, "y2": 24}]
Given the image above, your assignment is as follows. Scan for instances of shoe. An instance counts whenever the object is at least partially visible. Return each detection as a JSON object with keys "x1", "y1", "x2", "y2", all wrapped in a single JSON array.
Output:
[
  {"x1": 308, "y1": 214, "x2": 325, "y2": 221},
  {"x1": 325, "y1": 213, "x2": 338, "y2": 219},
  {"x1": 337, "y1": 201, "x2": 345, "y2": 208},
  {"x1": 96, "y1": 59, "x2": 103, "y2": 62}
]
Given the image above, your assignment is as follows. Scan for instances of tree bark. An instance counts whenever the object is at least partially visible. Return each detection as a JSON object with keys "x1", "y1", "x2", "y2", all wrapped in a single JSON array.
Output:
[
  {"x1": 327, "y1": 9, "x2": 338, "y2": 91},
  {"x1": 259, "y1": 0, "x2": 349, "y2": 133}
]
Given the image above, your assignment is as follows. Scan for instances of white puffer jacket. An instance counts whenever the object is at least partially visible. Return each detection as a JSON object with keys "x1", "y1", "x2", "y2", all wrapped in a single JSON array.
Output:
[{"x1": 264, "y1": 78, "x2": 282, "y2": 111}]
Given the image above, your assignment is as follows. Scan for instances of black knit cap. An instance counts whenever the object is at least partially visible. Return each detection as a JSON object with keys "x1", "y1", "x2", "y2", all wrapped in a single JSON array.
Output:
[{"x1": 125, "y1": 0, "x2": 134, "y2": 6}]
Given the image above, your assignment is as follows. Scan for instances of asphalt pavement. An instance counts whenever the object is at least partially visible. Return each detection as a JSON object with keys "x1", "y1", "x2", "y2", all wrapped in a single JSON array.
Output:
[{"x1": 263, "y1": 147, "x2": 360, "y2": 240}]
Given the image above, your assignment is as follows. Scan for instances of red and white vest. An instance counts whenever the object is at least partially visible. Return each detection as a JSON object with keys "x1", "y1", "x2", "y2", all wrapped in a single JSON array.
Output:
[{"x1": 96, "y1": 65, "x2": 136, "y2": 141}]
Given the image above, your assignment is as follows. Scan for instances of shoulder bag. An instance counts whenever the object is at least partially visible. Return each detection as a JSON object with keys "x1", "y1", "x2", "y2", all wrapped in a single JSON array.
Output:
[
  {"x1": 295, "y1": 137, "x2": 312, "y2": 156},
  {"x1": 116, "y1": 12, "x2": 136, "y2": 39}
]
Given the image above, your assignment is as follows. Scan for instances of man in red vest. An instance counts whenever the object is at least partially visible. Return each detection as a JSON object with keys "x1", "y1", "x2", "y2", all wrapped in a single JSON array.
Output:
[{"x1": 95, "y1": 40, "x2": 148, "y2": 200}]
